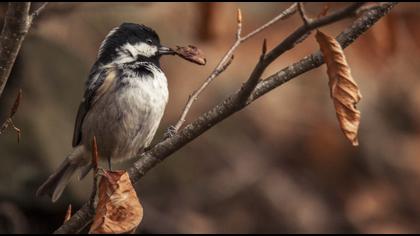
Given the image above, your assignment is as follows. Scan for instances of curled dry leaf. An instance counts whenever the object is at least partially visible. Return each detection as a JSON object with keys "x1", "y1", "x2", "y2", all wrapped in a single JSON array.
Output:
[
  {"x1": 89, "y1": 170, "x2": 143, "y2": 234},
  {"x1": 174, "y1": 45, "x2": 207, "y2": 66},
  {"x1": 316, "y1": 30, "x2": 362, "y2": 146}
]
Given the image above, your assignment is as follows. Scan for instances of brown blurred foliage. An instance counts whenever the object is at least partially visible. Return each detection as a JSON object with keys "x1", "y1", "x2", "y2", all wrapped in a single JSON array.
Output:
[{"x1": 0, "y1": 2, "x2": 419, "y2": 234}]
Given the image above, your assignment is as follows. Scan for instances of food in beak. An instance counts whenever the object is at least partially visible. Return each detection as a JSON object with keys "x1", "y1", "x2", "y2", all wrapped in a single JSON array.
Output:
[{"x1": 173, "y1": 45, "x2": 206, "y2": 66}]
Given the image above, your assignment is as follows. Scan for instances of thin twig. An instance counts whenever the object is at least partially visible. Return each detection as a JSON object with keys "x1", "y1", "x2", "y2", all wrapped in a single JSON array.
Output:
[
  {"x1": 54, "y1": 2, "x2": 397, "y2": 234},
  {"x1": 0, "y1": 118, "x2": 12, "y2": 135},
  {"x1": 0, "y1": 118, "x2": 21, "y2": 143},
  {"x1": 265, "y1": 2, "x2": 364, "y2": 64},
  {"x1": 298, "y1": 2, "x2": 312, "y2": 25},
  {"x1": 30, "y1": 2, "x2": 48, "y2": 20},
  {"x1": 171, "y1": 3, "x2": 298, "y2": 133},
  {"x1": 0, "y1": 89, "x2": 22, "y2": 142},
  {"x1": 295, "y1": 3, "x2": 314, "y2": 45},
  {"x1": 240, "y1": 3, "x2": 298, "y2": 42},
  {"x1": 236, "y1": 3, "x2": 364, "y2": 105},
  {"x1": 236, "y1": 8, "x2": 242, "y2": 40}
]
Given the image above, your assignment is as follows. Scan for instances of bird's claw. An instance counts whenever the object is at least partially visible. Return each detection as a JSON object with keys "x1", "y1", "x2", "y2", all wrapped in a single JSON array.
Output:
[
  {"x1": 164, "y1": 125, "x2": 177, "y2": 139},
  {"x1": 143, "y1": 146, "x2": 152, "y2": 152}
]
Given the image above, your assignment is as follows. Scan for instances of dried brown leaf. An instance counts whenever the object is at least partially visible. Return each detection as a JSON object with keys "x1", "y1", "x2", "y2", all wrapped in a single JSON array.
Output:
[
  {"x1": 174, "y1": 45, "x2": 207, "y2": 66},
  {"x1": 89, "y1": 170, "x2": 143, "y2": 234},
  {"x1": 316, "y1": 30, "x2": 362, "y2": 146}
]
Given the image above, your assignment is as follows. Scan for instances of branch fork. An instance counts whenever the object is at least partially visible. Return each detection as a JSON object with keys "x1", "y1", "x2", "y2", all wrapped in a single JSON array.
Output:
[{"x1": 169, "y1": 3, "x2": 298, "y2": 134}]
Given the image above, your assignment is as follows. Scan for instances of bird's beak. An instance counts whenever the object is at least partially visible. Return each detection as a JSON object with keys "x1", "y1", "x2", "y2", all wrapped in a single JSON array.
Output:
[{"x1": 158, "y1": 46, "x2": 175, "y2": 56}]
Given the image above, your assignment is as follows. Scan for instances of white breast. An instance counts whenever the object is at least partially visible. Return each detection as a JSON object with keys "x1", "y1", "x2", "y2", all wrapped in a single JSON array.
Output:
[
  {"x1": 132, "y1": 66, "x2": 169, "y2": 108},
  {"x1": 114, "y1": 67, "x2": 169, "y2": 158},
  {"x1": 82, "y1": 64, "x2": 169, "y2": 162}
]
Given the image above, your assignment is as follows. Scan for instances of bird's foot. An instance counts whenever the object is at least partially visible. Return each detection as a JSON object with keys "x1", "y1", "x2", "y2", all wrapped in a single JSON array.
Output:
[
  {"x1": 163, "y1": 125, "x2": 177, "y2": 139},
  {"x1": 143, "y1": 146, "x2": 152, "y2": 152}
]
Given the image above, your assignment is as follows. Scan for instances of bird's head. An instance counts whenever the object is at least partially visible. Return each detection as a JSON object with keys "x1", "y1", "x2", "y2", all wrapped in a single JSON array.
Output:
[{"x1": 96, "y1": 23, "x2": 174, "y2": 66}]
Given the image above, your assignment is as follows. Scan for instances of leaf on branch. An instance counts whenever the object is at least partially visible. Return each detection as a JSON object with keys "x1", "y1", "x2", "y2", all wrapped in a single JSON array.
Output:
[
  {"x1": 174, "y1": 45, "x2": 207, "y2": 66},
  {"x1": 89, "y1": 170, "x2": 143, "y2": 234},
  {"x1": 316, "y1": 30, "x2": 362, "y2": 146}
]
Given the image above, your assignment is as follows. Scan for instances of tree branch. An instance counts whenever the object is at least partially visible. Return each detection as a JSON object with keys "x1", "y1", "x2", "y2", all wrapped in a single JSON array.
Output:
[
  {"x1": 250, "y1": 2, "x2": 397, "y2": 103},
  {"x1": 171, "y1": 3, "x2": 297, "y2": 133},
  {"x1": 235, "y1": 2, "x2": 364, "y2": 106},
  {"x1": 0, "y1": 2, "x2": 47, "y2": 99},
  {"x1": 30, "y1": 2, "x2": 48, "y2": 20},
  {"x1": 264, "y1": 2, "x2": 364, "y2": 64},
  {"x1": 54, "y1": 2, "x2": 397, "y2": 234},
  {"x1": 298, "y1": 2, "x2": 312, "y2": 25},
  {"x1": 240, "y1": 3, "x2": 297, "y2": 42},
  {"x1": 0, "y1": 3, "x2": 31, "y2": 98}
]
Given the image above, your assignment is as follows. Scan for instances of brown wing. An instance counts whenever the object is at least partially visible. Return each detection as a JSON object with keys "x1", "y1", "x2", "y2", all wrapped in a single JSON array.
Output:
[
  {"x1": 72, "y1": 67, "x2": 117, "y2": 147},
  {"x1": 72, "y1": 100, "x2": 89, "y2": 147}
]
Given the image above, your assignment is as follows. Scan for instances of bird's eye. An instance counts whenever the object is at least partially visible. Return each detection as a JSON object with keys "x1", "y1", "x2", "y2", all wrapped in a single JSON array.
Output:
[{"x1": 146, "y1": 39, "x2": 153, "y2": 45}]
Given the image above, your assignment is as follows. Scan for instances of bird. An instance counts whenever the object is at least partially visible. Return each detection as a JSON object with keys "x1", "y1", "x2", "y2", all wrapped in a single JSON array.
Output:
[{"x1": 36, "y1": 23, "x2": 175, "y2": 202}]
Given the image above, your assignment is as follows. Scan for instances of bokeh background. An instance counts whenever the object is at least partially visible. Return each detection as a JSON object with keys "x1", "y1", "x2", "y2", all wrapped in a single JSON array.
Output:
[{"x1": 0, "y1": 2, "x2": 419, "y2": 234}]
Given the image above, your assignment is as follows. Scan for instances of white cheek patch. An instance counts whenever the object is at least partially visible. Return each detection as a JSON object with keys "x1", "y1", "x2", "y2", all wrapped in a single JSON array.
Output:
[
  {"x1": 113, "y1": 55, "x2": 136, "y2": 65},
  {"x1": 112, "y1": 44, "x2": 139, "y2": 65},
  {"x1": 116, "y1": 42, "x2": 158, "y2": 61},
  {"x1": 111, "y1": 42, "x2": 158, "y2": 65},
  {"x1": 132, "y1": 42, "x2": 158, "y2": 58},
  {"x1": 119, "y1": 43, "x2": 138, "y2": 57}
]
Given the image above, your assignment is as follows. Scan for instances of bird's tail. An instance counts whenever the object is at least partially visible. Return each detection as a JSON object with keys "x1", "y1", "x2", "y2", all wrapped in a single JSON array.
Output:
[{"x1": 36, "y1": 146, "x2": 86, "y2": 202}]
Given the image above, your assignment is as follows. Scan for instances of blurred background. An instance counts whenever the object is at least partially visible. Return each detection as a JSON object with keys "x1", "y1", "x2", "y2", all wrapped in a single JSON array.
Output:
[{"x1": 0, "y1": 2, "x2": 419, "y2": 234}]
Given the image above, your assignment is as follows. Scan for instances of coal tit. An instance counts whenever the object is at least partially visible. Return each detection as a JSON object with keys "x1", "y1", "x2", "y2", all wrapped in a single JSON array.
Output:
[{"x1": 37, "y1": 23, "x2": 174, "y2": 202}]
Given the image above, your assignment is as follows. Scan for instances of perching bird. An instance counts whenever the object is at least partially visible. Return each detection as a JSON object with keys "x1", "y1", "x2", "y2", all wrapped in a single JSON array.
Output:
[{"x1": 37, "y1": 23, "x2": 174, "y2": 202}]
